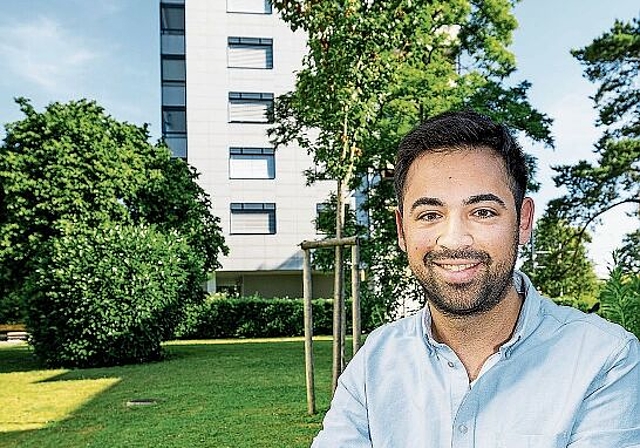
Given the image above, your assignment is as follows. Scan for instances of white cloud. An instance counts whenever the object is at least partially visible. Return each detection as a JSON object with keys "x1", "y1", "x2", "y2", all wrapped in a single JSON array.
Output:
[{"x1": 0, "y1": 16, "x2": 102, "y2": 94}]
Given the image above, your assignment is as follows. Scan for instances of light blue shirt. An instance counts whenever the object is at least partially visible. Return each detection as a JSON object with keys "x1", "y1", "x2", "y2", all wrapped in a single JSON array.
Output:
[{"x1": 312, "y1": 271, "x2": 640, "y2": 447}]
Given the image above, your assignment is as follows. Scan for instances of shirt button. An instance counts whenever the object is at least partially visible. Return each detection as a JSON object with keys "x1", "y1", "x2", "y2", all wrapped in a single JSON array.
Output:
[
  {"x1": 447, "y1": 361, "x2": 455, "y2": 368},
  {"x1": 459, "y1": 424, "x2": 468, "y2": 434}
]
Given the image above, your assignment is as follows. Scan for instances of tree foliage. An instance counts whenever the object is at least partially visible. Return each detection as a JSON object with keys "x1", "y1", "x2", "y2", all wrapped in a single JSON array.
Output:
[
  {"x1": 616, "y1": 230, "x2": 640, "y2": 274},
  {"x1": 271, "y1": 0, "x2": 553, "y2": 316},
  {"x1": 0, "y1": 98, "x2": 228, "y2": 326},
  {"x1": 520, "y1": 214, "x2": 600, "y2": 301},
  {"x1": 598, "y1": 265, "x2": 640, "y2": 339},
  {"x1": 549, "y1": 15, "x2": 639, "y2": 261}
]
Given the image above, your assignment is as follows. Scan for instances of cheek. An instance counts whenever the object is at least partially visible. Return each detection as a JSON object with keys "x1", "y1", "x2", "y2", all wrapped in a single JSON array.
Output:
[
  {"x1": 482, "y1": 227, "x2": 519, "y2": 255},
  {"x1": 405, "y1": 232, "x2": 437, "y2": 256}
]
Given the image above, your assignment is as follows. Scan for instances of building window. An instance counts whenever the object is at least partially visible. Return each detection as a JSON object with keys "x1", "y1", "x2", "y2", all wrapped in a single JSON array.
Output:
[
  {"x1": 228, "y1": 37, "x2": 273, "y2": 69},
  {"x1": 228, "y1": 92, "x2": 273, "y2": 123},
  {"x1": 162, "y1": 56, "x2": 186, "y2": 81},
  {"x1": 162, "y1": 82, "x2": 186, "y2": 107},
  {"x1": 162, "y1": 107, "x2": 186, "y2": 134},
  {"x1": 162, "y1": 106, "x2": 187, "y2": 158},
  {"x1": 160, "y1": 2, "x2": 186, "y2": 160},
  {"x1": 227, "y1": 0, "x2": 272, "y2": 14},
  {"x1": 160, "y1": 4, "x2": 185, "y2": 34},
  {"x1": 229, "y1": 147, "x2": 275, "y2": 179},
  {"x1": 165, "y1": 136, "x2": 187, "y2": 159},
  {"x1": 230, "y1": 203, "x2": 276, "y2": 235}
]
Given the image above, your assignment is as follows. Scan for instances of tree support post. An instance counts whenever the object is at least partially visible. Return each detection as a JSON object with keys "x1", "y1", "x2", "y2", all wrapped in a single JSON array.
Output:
[
  {"x1": 351, "y1": 242, "x2": 361, "y2": 354},
  {"x1": 300, "y1": 236, "x2": 361, "y2": 414},
  {"x1": 302, "y1": 248, "x2": 315, "y2": 415}
]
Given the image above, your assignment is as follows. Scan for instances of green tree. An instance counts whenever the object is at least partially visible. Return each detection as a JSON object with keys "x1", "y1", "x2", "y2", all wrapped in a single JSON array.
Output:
[
  {"x1": 0, "y1": 98, "x2": 227, "y2": 323},
  {"x1": 549, "y1": 16, "x2": 639, "y2": 259},
  {"x1": 271, "y1": 0, "x2": 552, "y2": 317},
  {"x1": 129, "y1": 155, "x2": 228, "y2": 302},
  {"x1": 520, "y1": 214, "x2": 600, "y2": 303}
]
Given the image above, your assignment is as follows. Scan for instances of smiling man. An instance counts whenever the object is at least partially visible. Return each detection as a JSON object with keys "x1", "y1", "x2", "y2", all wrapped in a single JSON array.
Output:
[{"x1": 311, "y1": 111, "x2": 640, "y2": 447}]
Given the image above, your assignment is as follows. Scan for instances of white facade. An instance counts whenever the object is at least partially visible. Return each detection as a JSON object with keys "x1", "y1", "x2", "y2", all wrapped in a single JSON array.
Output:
[{"x1": 161, "y1": 0, "x2": 335, "y2": 297}]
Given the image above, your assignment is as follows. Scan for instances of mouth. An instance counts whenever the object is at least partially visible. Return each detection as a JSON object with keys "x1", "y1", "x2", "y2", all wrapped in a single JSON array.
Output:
[
  {"x1": 431, "y1": 260, "x2": 483, "y2": 283},
  {"x1": 437, "y1": 262, "x2": 479, "y2": 272}
]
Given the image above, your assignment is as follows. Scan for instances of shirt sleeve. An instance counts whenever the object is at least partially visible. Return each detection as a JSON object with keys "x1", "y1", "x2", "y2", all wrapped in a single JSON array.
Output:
[
  {"x1": 311, "y1": 347, "x2": 373, "y2": 448},
  {"x1": 568, "y1": 337, "x2": 640, "y2": 447}
]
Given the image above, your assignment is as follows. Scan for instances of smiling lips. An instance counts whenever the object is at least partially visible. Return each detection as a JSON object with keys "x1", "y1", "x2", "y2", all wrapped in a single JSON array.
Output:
[{"x1": 435, "y1": 262, "x2": 480, "y2": 272}]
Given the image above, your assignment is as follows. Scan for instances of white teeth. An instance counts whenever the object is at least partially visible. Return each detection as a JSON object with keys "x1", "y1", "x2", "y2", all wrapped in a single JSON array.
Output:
[{"x1": 440, "y1": 263, "x2": 476, "y2": 271}]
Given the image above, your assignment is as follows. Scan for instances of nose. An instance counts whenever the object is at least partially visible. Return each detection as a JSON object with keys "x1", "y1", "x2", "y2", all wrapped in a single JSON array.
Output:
[{"x1": 435, "y1": 216, "x2": 474, "y2": 249}]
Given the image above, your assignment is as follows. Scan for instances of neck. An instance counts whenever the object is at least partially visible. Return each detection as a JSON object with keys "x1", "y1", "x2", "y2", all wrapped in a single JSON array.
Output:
[{"x1": 429, "y1": 286, "x2": 523, "y2": 380}]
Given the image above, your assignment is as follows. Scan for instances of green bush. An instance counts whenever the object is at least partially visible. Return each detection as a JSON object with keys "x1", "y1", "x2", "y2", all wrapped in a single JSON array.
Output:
[
  {"x1": 25, "y1": 223, "x2": 202, "y2": 368},
  {"x1": 175, "y1": 296, "x2": 354, "y2": 339},
  {"x1": 0, "y1": 291, "x2": 25, "y2": 325},
  {"x1": 598, "y1": 267, "x2": 640, "y2": 339}
]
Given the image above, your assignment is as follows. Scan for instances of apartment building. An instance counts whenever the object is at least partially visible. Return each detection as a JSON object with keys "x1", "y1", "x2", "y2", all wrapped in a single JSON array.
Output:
[{"x1": 160, "y1": 0, "x2": 335, "y2": 298}]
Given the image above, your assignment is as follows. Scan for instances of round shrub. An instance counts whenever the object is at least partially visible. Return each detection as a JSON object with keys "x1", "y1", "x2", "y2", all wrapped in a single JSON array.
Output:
[{"x1": 25, "y1": 223, "x2": 201, "y2": 368}]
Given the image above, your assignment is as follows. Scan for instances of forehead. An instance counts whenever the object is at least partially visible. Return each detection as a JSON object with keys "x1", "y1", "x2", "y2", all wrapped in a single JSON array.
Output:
[{"x1": 403, "y1": 148, "x2": 514, "y2": 205}]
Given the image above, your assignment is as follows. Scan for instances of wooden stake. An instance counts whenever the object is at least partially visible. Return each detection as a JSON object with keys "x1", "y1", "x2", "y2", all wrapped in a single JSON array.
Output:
[{"x1": 302, "y1": 248, "x2": 316, "y2": 415}]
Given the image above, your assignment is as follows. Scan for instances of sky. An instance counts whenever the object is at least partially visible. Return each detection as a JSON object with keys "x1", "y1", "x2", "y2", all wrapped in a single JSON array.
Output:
[{"x1": 0, "y1": 0, "x2": 638, "y2": 276}]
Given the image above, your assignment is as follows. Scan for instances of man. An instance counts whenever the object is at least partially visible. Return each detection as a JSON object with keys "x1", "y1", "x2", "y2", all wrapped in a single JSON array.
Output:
[{"x1": 311, "y1": 111, "x2": 640, "y2": 447}]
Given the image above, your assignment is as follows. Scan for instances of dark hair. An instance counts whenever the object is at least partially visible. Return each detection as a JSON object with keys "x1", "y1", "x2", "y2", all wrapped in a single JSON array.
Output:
[{"x1": 394, "y1": 110, "x2": 528, "y2": 213}]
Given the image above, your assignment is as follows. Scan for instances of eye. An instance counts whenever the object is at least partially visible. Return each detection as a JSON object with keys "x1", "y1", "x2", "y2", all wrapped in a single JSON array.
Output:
[
  {"x1": 472, "y1": 208, "x2": 497, "y2": 219},
  {"x1": 418, "y1": 211, "x2": 442, "y2": 222}
]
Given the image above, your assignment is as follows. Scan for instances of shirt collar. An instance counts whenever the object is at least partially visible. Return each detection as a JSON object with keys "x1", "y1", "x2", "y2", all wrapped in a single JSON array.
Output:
[{"x1": 420, "y1": 270, "x2": 544, "y2": 356}]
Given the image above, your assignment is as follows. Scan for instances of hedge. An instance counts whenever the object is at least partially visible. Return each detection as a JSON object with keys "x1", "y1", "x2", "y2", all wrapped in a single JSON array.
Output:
[{"x1": 174, "y1": 296, "x2": 360, "y2": 339}]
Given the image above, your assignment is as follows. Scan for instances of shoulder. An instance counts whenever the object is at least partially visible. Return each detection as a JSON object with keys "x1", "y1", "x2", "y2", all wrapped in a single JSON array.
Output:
[
  {"x1": 538, "y1": 297, "x2": 639, "y2": 359},
  {"x1": 542, "y1": 297, "x2": 635, "y2": 340},
  {"x1": 365, "y1": 310, "x2": 424, "y2": 344},
  {"x1": 353, "y1": 311, "x2": 427, "y2": 362}
]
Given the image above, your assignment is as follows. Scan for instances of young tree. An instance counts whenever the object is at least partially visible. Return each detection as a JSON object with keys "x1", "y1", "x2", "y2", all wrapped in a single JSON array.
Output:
[
  {"x1": 549, "y1": 16, "x2": 639, "y2": 258},
  {"x1": 270, "y1": 0, "x2": 552, "y2": 317},
  {"x1": 0, "y1": 99, "x2": 228, "y2": 325}
]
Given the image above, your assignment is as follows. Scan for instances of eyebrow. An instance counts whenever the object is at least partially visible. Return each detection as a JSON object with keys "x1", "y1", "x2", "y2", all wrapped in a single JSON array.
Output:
[
  {"x1": 410, "y1": 193, "x2": 507, "y2": 212},
  {"x1": 410, "y1": 197, "x2": 444, "y2": 211},
  {"x1": 463, "y1": 193, "x2": 507, "y2": 208}
]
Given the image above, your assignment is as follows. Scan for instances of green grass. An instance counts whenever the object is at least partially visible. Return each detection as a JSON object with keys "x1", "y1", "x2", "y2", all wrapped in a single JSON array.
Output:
[{"x1": 0, "y1": 338, "x2": 337, "y2": 447}]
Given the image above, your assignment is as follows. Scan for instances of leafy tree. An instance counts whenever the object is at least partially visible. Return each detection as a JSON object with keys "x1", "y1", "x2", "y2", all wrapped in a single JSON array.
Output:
[
  {"x1": 0, "y1": 98, "x2": 227, "y2": 324},
  {"x1": 520, "y1": 214, "x2": 600, "y2": 302},
  {"x1": 548, "y1": 16, "x2": 639, "y2": 259},
  {"x1": 271, "y1": 0, "x2": 553, "y2": 317},
  {"x1": 129, "y1": 155, "x2": 228, "y2": 302}
]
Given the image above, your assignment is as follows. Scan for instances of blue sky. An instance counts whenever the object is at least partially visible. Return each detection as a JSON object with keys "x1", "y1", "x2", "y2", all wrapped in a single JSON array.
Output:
[
  {"x1": 0, "y1": 0, "x2": 638, "y2": 275},
  {"x1": 0, "y1": 1, "x2": 159, "y2": 136}
]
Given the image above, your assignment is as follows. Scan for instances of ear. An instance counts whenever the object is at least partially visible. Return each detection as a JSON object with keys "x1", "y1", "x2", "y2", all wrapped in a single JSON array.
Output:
[
  {"x1": 518, "y1": 197, "x2": 535, "y2": 245},
  {"x1": 395, "y1": 208, "x2": 407, "y2": 252}
]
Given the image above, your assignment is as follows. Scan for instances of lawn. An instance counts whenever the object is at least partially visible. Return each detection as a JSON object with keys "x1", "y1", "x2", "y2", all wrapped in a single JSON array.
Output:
[{"x1": 0, "y1": 338, "x2": 337, "y2": 448}]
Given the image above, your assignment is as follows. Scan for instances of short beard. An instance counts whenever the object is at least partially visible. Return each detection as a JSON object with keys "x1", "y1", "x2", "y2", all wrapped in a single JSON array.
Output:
[{"x1": 417, "y1": 246, "x2": 516, "y2": 318}]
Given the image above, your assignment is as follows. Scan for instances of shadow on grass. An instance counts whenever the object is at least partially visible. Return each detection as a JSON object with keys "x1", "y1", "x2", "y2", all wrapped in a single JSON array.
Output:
[
  {"x1": 0, "y1": 339, "x2": 333, "y2": 448},
  {"x1": 0, "y1": 343, "x2": 41, "y2": 373}
]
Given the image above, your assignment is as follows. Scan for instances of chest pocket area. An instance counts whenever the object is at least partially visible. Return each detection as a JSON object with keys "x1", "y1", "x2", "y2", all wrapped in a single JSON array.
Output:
[{"x1": 496, "y1": 432, "x2": 568, "y2": 448}]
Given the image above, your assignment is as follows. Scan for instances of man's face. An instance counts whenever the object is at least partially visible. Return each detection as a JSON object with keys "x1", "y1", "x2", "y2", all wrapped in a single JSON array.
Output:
[{"x1": 395, "y1": 148, "x2": 534, "y2": 317}]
